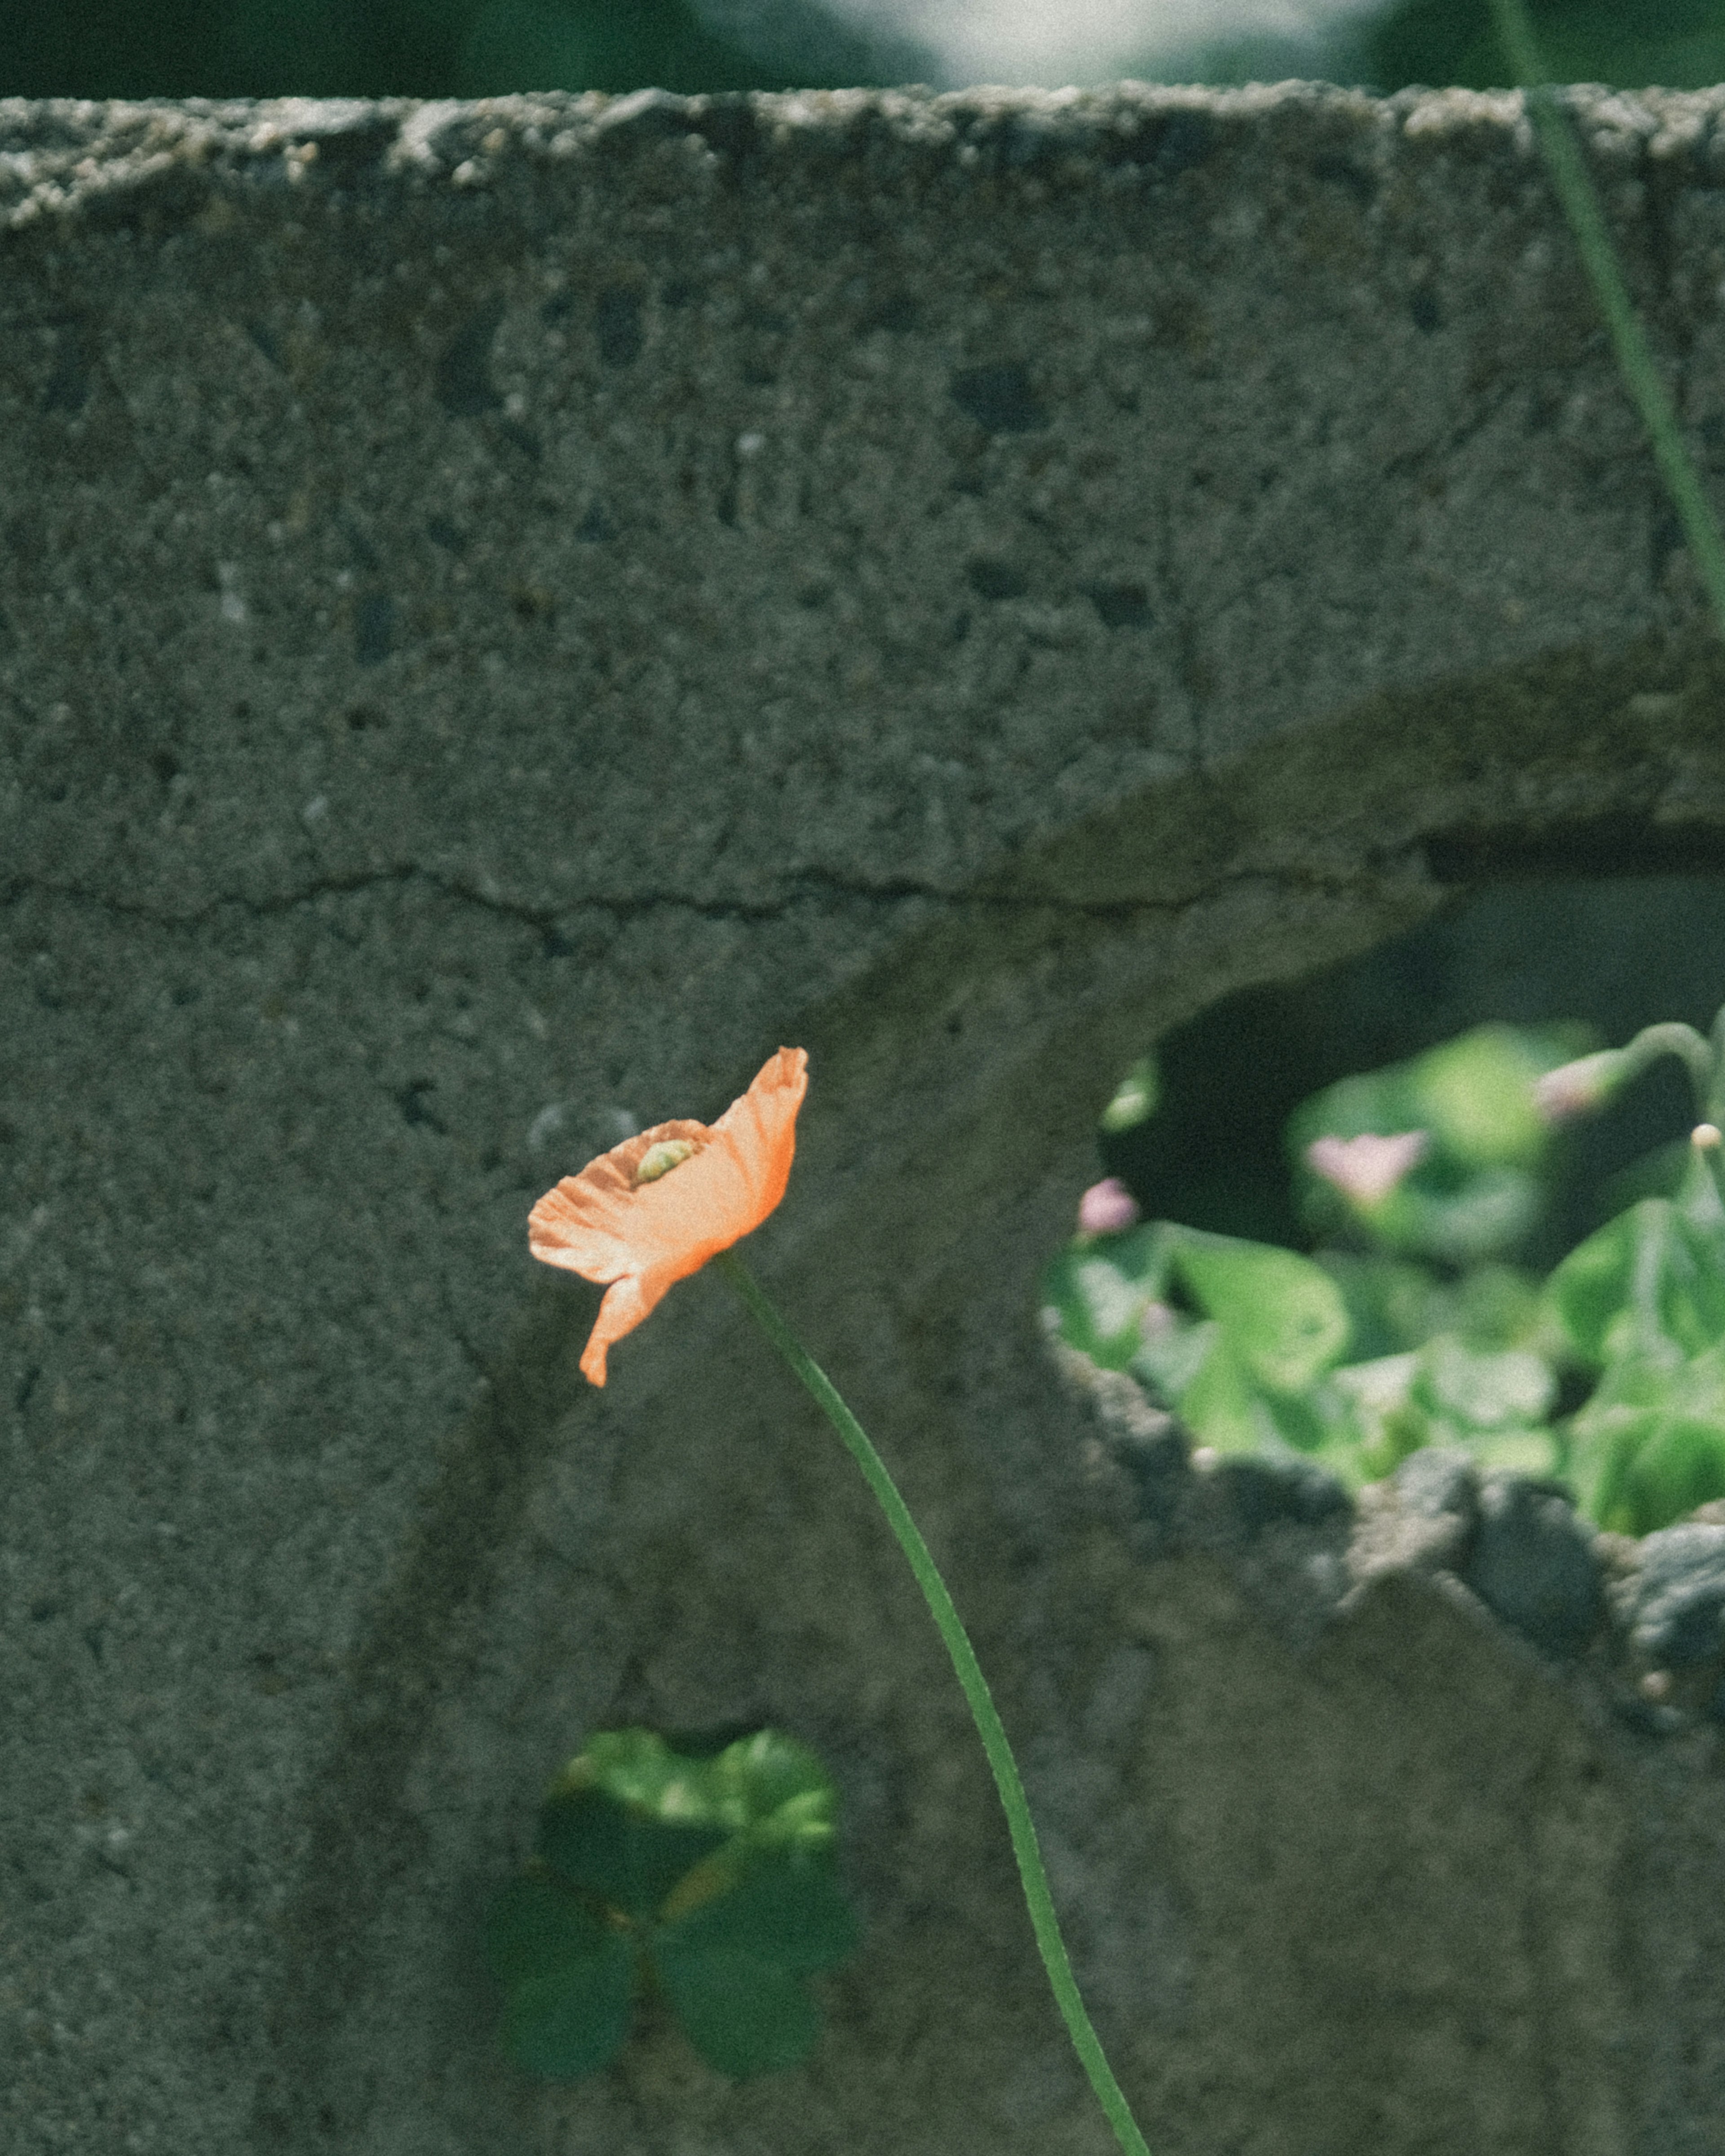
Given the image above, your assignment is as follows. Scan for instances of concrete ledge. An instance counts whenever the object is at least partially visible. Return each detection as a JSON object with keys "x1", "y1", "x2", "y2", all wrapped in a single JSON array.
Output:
[{"x1": 5, "y1": 82, "x2": 1725, "y2": 2155}]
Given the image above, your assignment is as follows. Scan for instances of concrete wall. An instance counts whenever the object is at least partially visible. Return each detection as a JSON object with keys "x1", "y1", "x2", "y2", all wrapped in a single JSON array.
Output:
[{"x1": 4, "y1": 81, "x2": 1725, "y2": 2154}]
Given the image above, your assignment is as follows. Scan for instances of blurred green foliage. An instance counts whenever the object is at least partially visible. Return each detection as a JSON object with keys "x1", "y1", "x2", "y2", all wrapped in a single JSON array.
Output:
[
  {"x1": 1, "y1": 0, "x2": 930, "y2": 99},
  {"x1": 1287, "y1": 1023, "x2": 1590, "y2": 1267},
  {"x1": 13, "y1": 0, "x2": 1725, "y2": 99},
  {"x1": 486, "y1": 1724, "x2": 861, "y2": 2082},
  {"x1": 1155, "y1": 0, "x2": 1725, "y2": 93},
  {"x1": 1046, "y1": 1011, "x2": 1725, "y2": 1533},
  {"x1": 1355, "y1": 0, "x2": 1725, "y2": 93}
]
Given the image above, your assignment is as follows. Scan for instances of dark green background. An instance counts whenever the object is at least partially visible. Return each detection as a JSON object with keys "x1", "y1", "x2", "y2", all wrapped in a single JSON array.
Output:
[
  {"x1": 7, "y1": 0, "x2": 1723, "y2": 100},
  {"x1": 1178, "y1": 0, "x2": 1725, "y2": 101}
]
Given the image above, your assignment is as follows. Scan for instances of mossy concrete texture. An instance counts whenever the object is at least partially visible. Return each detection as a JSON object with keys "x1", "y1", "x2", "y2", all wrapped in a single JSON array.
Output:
[{"x1": 4, "y1": 79, "x2": 1725, "y2": 2155}]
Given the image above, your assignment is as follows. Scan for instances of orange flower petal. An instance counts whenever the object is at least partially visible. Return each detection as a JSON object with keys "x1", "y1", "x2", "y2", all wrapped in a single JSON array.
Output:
[{"x1": 528, "y1": 1047, "x2": 808, "y2": 1385}]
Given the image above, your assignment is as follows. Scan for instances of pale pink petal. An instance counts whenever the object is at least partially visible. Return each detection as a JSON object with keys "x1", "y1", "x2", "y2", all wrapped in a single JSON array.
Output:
[
  {"x1": 1532, "y1": 1053, "x2": 1618, "y2": 1124},
  {"x1": 1306, "y1": 1130, "x2": 1429, "y2": 1208},
  {"x1": 1078, "y1": 1177, "x2": 1141, "y2": 1235}
]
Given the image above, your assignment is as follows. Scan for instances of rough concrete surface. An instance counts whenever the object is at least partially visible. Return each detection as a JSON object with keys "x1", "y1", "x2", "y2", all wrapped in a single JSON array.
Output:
[{"x1": 2, "y1": 78, "x2": 1725, "y2": 2155}]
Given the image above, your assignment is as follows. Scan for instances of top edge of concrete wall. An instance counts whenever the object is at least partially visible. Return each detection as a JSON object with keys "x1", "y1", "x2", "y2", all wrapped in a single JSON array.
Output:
[{"x1": 4, "y1": 78, "x2": 1725, "y2": 232}]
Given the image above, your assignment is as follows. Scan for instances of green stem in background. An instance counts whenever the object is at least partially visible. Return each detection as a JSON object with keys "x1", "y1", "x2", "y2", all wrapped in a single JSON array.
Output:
[
  {"x1": 1696, "y1": 1005, "x2": 1725, "y2": 1209},
  {"x1": 1692, "y1": 1122, "x2": 1725, "y2": 1215},
  {"x1": 1620, "y1": 1021, "x2": 1714, "y2": 1115},
  {"x1": 1708, "y1": 1001, "x2": 1725, "y2": 1127},
  {"x1": 1488, "y1": 0, "x2": 1725, "y2": 638},
  {"x1": 713, "y1": 1246, "x2": 1153, "y2": 2156}
]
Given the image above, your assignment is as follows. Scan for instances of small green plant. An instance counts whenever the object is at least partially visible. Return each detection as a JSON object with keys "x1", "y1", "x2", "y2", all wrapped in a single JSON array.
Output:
[
  {"x1": 486, "y1": 1724, "x2": 861, "y2": 2081},
  {"x1": 528, "y1": 1049, "x2": 1155, "y2": 2153},
  {"x1": 1047, "y1": 1012, "x2": 1725, "y2": 1535}
]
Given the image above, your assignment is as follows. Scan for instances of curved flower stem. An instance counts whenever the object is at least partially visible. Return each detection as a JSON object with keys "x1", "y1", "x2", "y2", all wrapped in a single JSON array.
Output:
[
  {"x1": 1488, "y1": 0, "x2": 1725, "y2": 638},
  {"x1": 1621, "y1": 1021, "x2": 1714, "y2": 1117},
  {"x1": 1709, "y1": 1001, "x2": 1725, "y2": 1128},
  {"x1": 713, "y1": 1247, "x2": 1153, "y2": 2156}
]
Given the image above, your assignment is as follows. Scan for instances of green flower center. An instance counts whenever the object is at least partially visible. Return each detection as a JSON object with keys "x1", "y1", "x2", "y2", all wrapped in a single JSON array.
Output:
[{"x1": 634, "y1": 1138, "x2": 699, "y2": 1185}]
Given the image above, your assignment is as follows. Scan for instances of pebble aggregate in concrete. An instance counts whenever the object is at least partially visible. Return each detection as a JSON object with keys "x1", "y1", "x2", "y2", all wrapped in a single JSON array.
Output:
[
  {"x1": 1627, "y1": 1521, "x2": 1725, "y2": 1669},
  {"x1": 1078, "y1": 1357, "x2": 1725, "y2": 1697},
  {"x1": 1463, "y1": 1470, "x2": 1604, "y2": 1661}
]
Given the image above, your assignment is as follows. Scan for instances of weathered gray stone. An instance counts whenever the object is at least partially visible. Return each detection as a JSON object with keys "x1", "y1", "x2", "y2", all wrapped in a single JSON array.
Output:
[
  {"x1": 1628, "y1": 1522, "x2": 1725, "y2": 1666},
  {"x1": 1349, "y1": 1444, "x2": 1479, "y2": 1579},
  {"x1": 1464, "y1": 1471, "x2": 1604, "y2": 1660},
  {"x1": 6, "y1": 80, "x2": 1725, "y2": 2156}
]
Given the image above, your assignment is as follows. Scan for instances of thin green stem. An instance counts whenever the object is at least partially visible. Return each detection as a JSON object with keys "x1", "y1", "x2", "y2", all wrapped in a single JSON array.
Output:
[
  {"x1": 1709, "y1": 1001, "x2": 1725, "y2": 1128},
  {"x1": 1693, "y1": 1127, "x2": 1725, "y2": 1218},
  {"x1": 713, "y1": 1246, "x2": 1153, "y2": 2156},
  {"x1": 1621, "y1": 1021, "x2": 1714, "y2": 1118},
  {"x1": 1488, "y1": 0, "x2": 1725, "y2": 638}
]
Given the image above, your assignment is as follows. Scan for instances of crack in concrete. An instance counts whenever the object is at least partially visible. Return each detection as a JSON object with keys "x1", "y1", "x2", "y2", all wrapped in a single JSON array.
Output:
[
  {"x1": 0, "y1": 861, "x2": 964, "y2": 937},
  {"x1": 0, "y1": 855, "x2": 1408, "y2": 944}
]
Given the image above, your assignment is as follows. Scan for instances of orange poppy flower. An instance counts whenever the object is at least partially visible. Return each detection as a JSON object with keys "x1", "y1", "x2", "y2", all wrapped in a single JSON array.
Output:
[{"x1": 528, "y1": 1046, "x2": 809, "y2": 1387}]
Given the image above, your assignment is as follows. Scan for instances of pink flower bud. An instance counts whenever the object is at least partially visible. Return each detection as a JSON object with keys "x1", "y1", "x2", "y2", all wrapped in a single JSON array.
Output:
[
  {"x1": 1078, "y1": 1176, "x2": 1140, "y2": 1236},
  {"x1": 1305, "y1": 1130, "x2": 1429, "y2": 1208},
  {"x1": 1532, "y1": 1051, "x2": 1621, "y2": 1124}
]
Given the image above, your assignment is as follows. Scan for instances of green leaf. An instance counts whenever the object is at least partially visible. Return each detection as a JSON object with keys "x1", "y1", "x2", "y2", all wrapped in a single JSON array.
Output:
[
  {"x1": 1166, "y1": 1330, "x2": 1263, "y2": 1453},
  {"x1": 659, "y1": 1851, "x2": 860, "y2": 1973},
  {"x1": 1119, "y1": 1230, "x2": 1352, "y2": 1455},
  {"x1": 694, "y1": 1727, "x2": 845, "y2": 1847},
  {"x1": 539, "y1": 1727, "x2": 845, "y2": 1920},
  {"x1": 537, "y1": 1787, "x2": 732, "y2": 1922},
  {"x1": 1323, "y1": 1335, "x2": 1560, "y2": 1484},
  {"x1": 1300, "y1": 1151, "x2": 1542, "y2": 1267},
  {"x1": 486, "y1": 1872, "x2": 624, "y2": 1987},
  {"x1": 1167, "y1": 1227, "x2": 1350, "y2": 1392},
  {"x1": 1258, "y1": 1379, "x2": 1350, "y2": 1455},
  {"x1": 1131, "y1": 1310, "x2": 1219, "y2": 1405},
  {"x1": 552, "y1": 1725, "x2": 841, "y2": 1845},
  {"x1": 491, "y1": 1726, "x2": 856, "y2": 2087},
  {"x1": 562, "y1": 1726, "x2": 728, "y2": 1821},
  {"x1": 1466, "y1": 1428, "x2": 1564, "y2": 1479},
  {"x1": 1412, "y1": 1336, "x2": 1555, "y2": 1433},
  {"x1": 1568, "y1": 1337, "x2": 1725, "y2": 1533},
  {"x1": 652, "y1": 1947, "x2": 823, "y2": 2078},
  {"x1": 1329, "y1": 1352, "x2": 1428, "y2": 1480},
  {"x1": 1388, "y1": 1164, "x2": 1544, "y2": 1269},
  {"x1": 1039, "y1": 1227, "x2": 1168, "y2": 1371},
  {"x1": 1546, "y1": 1195, "x2": 1725, "y2": 1370},
  {"x1": 1132, "y1": 1321, "x2": 1344, "y2": 1458},
  {"x1": 1546, "y1": 1205, "x2": 1648, "y2": 1366},
  {"x1": 1313, "y1": 1252, "x2": 1447, "y2": 1359},
  {"x1": 485, "y1": 1875, "x2": 637, "y2": 2080},
  {"x1": 1405, "y1": 1024, "x2": 1567, "y2": 1168},
  {"x1": 1317, "y1": 1257, "x2": 1543, "y2": 1361},
  {"x1": 1450, "y1": 1264, "x2": 1546, "y2": 1351},
  {"x1": 501, "y1": 1965, "x2": 636, "y2": 2081},
  {"x1": 1099, "y1": 1056, "x2": 1160, "y2": 1134},
  {"x1": 1623, "y1": 1409, "x2": 1725, "y2": 1533}
]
